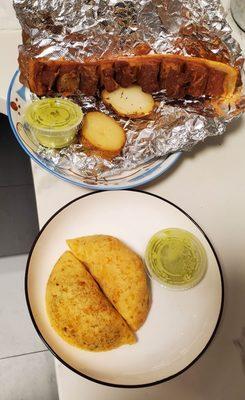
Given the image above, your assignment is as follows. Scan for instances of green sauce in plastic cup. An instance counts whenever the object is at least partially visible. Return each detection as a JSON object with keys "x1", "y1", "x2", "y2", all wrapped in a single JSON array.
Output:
[
  {"x1": 145, "y1": 228, "x2": 207, "y2": 290},
  {"x1": 24, "y1": 98, "x2": 83, "y2": 148}
]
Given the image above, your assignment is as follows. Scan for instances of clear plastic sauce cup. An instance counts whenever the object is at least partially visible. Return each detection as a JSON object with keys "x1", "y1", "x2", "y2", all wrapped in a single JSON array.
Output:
[{"x1": 24, "y1": 98, "x2": 83, "y2": 148}]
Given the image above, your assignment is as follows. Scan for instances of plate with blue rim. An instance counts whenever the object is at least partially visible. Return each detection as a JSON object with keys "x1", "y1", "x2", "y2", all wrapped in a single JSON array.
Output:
[{"x1": 7, "y1": 70, "x2": 181, "y2": 190}]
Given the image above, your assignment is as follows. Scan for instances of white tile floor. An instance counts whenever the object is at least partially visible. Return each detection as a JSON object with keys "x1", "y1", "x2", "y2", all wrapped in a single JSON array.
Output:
[
  {"x1": 0, "y1": 255, "x2": 45, "y2": 357},
  {"x1": 0, "y1": 254, "x2": 58, "y2": 399},
  {"x1": 0, "y1": 351, "x2": 58, "y2": 400}
]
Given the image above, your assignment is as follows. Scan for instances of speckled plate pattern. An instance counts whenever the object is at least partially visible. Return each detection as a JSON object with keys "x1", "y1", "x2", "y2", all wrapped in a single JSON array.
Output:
[{"x1": 7, "y1": 70, "x2": 181, "y2": 190}]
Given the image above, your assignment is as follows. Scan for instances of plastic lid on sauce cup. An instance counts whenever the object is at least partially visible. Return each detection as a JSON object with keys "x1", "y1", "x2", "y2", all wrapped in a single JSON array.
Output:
[
  {"x1": 145, "y1": 228, "x2": 207, "y2": 290},
  {"x1": 24, "y1": 98, "x2": 83, "y2": 148}
]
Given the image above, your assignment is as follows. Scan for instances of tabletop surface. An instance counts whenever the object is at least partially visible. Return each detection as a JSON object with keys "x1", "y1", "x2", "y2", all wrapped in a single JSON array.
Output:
[{"x1": 1, "y1": 1, "x2": 245, "y2": 399}]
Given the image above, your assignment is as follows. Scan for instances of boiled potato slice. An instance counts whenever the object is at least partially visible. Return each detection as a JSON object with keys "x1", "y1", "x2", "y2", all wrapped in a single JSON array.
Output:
[
  {"x1": 80, "y1": 111, "x2": 126, "y2": 160},
  {"x1": 102, "y1": 85, "x2": 155, "y2": 118}
]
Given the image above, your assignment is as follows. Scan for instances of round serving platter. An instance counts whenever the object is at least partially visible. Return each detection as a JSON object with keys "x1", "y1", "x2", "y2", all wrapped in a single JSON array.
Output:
[
  {"x1": 26, "y1": 190, "x2": 223, "y2": 388},
  {"x1": 7, "y1": 70, "x2": 181, "y2": 190}
]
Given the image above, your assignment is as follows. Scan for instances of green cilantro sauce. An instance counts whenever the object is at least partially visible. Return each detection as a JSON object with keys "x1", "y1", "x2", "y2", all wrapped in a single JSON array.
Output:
[
  {"x1": 145, "y1": 228, "x2": 207, "y2": 290},
  {"x1": 24, "y1": 98, "x2": 83, "y2": 148}
]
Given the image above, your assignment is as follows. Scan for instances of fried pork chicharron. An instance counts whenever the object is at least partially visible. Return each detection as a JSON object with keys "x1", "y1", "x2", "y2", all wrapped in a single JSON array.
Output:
[{"x1": 18, "y1": 50, "x2": 239, "y2": 101}]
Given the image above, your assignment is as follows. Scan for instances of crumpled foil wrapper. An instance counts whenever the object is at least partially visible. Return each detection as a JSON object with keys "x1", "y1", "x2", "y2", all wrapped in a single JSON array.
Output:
[{"x1": 14, "y1": 0, "x2": 245, "y2": 181}]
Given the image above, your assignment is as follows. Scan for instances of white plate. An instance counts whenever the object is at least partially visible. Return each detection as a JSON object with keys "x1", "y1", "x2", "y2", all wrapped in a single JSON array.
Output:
[
  {"x1": 7, "y1": 70, "x2": 181, "y2": 190},
  {"x1": 26, "y1": 190, "x2": 223, "y2": 387}
]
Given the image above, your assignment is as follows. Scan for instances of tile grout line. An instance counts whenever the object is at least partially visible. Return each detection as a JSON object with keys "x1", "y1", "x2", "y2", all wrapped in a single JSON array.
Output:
[{"x1": 0, "y1": 349, "x2": 48, "y2": 361}]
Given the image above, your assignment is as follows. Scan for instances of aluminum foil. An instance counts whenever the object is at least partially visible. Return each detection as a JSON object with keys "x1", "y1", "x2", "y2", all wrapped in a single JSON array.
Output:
[{"x1": 14, "y1": 0, "x2": 245, "y2": 180}]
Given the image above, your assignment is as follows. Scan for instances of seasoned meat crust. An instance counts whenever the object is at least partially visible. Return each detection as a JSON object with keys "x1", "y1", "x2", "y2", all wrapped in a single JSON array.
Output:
[{"x1": 18, "y1": 50, "x2": 239, "y2": 100}]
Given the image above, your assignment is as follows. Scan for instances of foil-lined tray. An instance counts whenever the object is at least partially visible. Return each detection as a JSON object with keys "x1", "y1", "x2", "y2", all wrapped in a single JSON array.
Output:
[{"x1": 14, "y1": 0, "x2": 245, "y2": 180}]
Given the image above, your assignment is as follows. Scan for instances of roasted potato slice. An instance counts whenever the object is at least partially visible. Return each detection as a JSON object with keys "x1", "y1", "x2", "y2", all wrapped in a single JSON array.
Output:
[
  {"x1": 102, "y1": 85, "x2": 155, "y2": 118},
  {"x1": 80, "y1": 111, "x2": 126, "y2": 160}
]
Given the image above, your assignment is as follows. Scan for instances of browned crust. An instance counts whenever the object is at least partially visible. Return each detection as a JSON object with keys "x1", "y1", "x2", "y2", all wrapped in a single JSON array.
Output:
[
  {"x1": 99, "y1": 63, "x2": 119, "y2": 92},
  {"x1": 79, "y1": 64, "x2": 99, "y2": 96},
  {"x1": 114, "y1": 61, "x2": 138, "y2": 88},
  {"x1": 137, "y1": 61, "x2": 160, "y2": 93},
  {"x1": 80, "y1": 136, "x2": 124, "y2": 160},
  {"x1": 18, "y1": 51, "x2": 240, "y2": 102},
  {"x1": 160, "y1": 59, "x2": 186, "y2": 98}
]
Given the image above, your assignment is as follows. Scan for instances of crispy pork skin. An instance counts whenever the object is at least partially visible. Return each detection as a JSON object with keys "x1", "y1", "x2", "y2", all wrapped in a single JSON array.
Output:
[
  {"x1": 185, "y1": 62, "x2": 208, "y2": 97},
  {"x1": 137, "y1": 61, "x2": 160, "y2": 93},
  {"x1": 100, "y1": 63, "x2": 119, "y2": 92},
  {"x1": 114, "y1": 61, "x2": 138, "y2": 88},
  {"x1": 206, "y1": 69, "x2": 226, "y2": 97},
  {"x1": 56, "y1": 62, "x2": 80, "y2": 95},
  {"x1": 160, "y1": 59, "x2": 187, "y2": 98},
  {"x1": 18, "y1": 49, "x2": 239, "y2": 101},
  {"x1": 79, "y1": 64, "x2": 99, "y2": 96}
]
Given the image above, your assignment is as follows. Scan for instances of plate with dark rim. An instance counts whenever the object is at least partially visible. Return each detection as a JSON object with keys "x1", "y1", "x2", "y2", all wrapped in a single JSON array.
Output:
[{"x1": 26, "y1": 190, "x2": 223, "y2": 388}]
